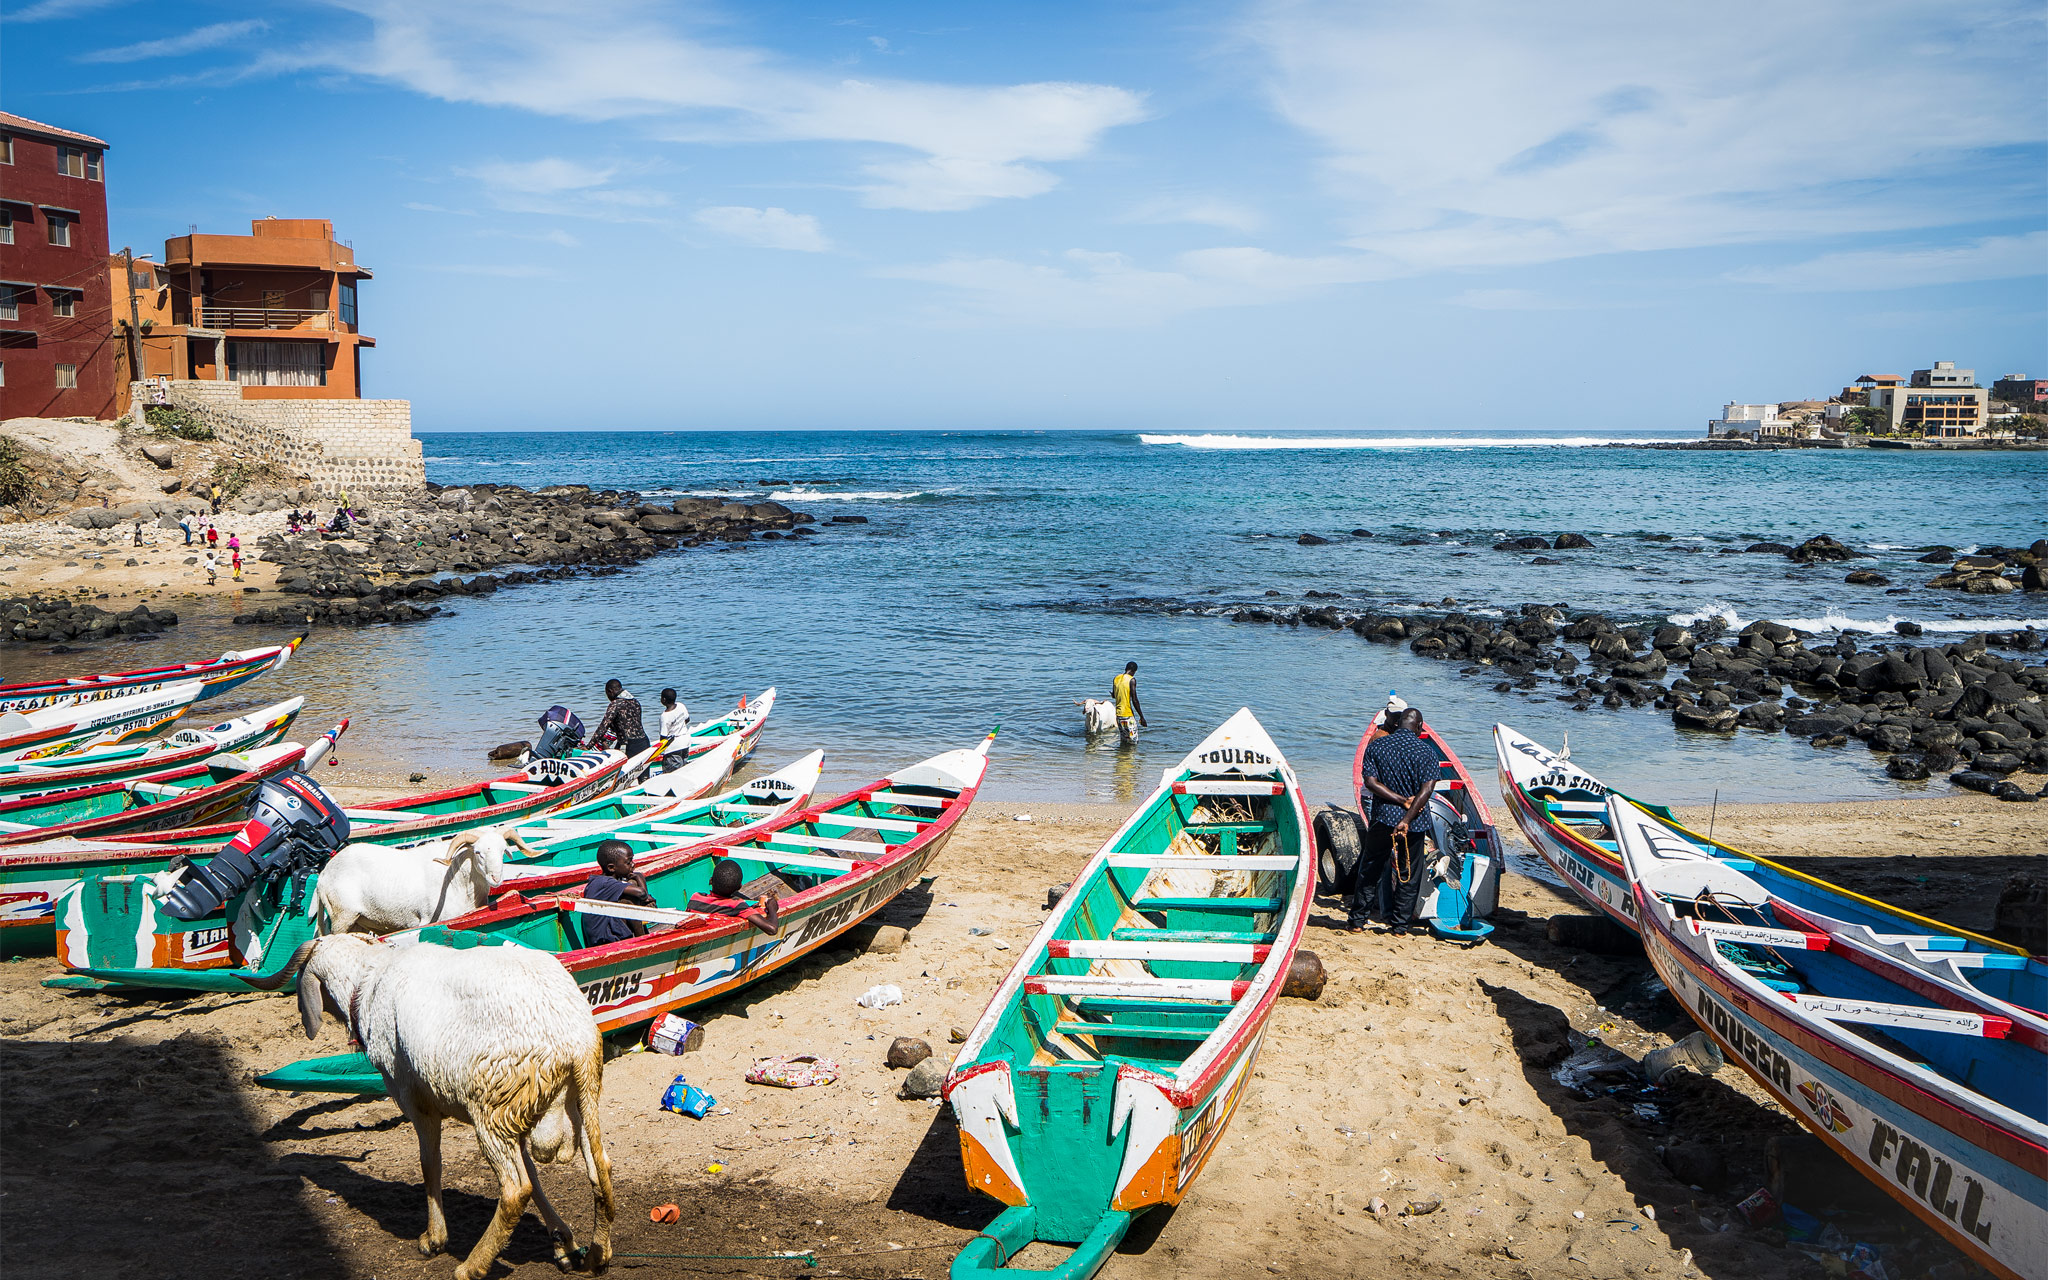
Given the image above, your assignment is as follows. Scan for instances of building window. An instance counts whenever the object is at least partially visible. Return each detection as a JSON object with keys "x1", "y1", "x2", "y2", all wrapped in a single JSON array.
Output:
[
  {"x1": 0, "y1": 207, "x2": 11, "y2": 245},
  {"x1": 0, "y1": 284, "x2": 18, "y2": 321},
  {"x1": 46, "y1": 213, "x2": 72, "y2": 247},
  {"x1": 56, "y1": 363, "x2": 78, "y2": 389},
  {"x1": 0, "y1": 135, "x2": 12, "y2": 164},
  {"x1": 338, "y1": 280, "x2": 357, "y2": 328},
  {"x1": 86, "y1": 152, "x2": 102, "y2": 181},
  {"x1": 58, "y1": 146, "x2": 98, "y2": 179},
  {"x1": 228, "y1": 339, "x2": 326, "y2": 387},
  {"x1": 50, "y1": 289, "x2": 77, "y2": 318}
]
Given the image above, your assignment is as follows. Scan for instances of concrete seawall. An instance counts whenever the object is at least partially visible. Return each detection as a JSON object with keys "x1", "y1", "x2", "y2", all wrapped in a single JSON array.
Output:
[{"x1": 136, "y1": 379, "x2": 426, "y2": 495}]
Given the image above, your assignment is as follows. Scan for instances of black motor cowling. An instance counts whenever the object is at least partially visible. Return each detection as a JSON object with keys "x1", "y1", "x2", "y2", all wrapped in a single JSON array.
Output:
[
  {"x1": 160, "y1": 773, "x2": 351, "y2": 921},
  {"x1": 532, "y1": 705, "x2": 585, "y2": 761}
]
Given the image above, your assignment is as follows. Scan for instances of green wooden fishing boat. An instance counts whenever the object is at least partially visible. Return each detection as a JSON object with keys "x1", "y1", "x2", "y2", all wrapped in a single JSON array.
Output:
[
  {"x1": 0, "y1": 697, "x2": 304, "y2": 803},
  {"x1": 51, "y1": 745, "x2": 823, "y2": 993},
  {"x1": 944, "y1": 710, "x2": 1312, "y2": 1280},
  {"x1": 253, "y1": 734, "x2": 993, "y2": 1097},
  {"x1": 0, "y1": 725, "x2": 343, "y2": 957}
]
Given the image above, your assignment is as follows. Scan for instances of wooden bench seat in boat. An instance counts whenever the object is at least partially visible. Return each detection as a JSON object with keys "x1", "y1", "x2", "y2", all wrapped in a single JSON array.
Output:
[
  {"x1": 1106, "y1": 854, "x2": 1294, "y2": 871},
  {"x1": 1049, "y1": 939, "x2": 1271, "y2": 963},
  {"x1": 1024, "y1": 974, "x2": 1251, "y2": 1001},
  {"x1": 1134, "y1": 896, "x2": 1285, "y2": 914},
  {"x1": 1112, "y1": 926, "x2": 1278, "y2": 944}
]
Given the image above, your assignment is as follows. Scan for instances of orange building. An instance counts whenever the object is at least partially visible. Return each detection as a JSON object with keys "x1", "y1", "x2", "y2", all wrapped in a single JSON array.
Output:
[{"x1": 144, "y1": 217, "x2": 375, "y2": 399}]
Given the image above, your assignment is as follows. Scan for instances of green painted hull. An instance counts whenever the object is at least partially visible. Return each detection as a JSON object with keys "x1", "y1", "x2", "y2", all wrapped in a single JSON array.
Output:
[
  {"x1": 50, "y1": 751, "x2": 821, "y2": 990},
  {"x1": 944, "y1": 711, "x2": 1311, "y2": 1280}
]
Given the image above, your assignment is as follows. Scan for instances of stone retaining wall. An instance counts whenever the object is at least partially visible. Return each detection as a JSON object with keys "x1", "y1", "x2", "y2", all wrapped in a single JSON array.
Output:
[{"x1": 137, "y1": 380, "x2": 426, "y2": 495}]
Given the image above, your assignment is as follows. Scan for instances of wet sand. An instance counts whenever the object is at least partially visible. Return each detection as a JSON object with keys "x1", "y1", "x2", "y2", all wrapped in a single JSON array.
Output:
[{"x1": 2, "y1": 785, "x2": 2040, "y2": 1280}]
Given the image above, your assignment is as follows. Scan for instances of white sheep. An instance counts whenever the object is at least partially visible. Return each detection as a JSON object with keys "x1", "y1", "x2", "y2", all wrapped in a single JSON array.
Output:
[
  {"x1": 316, "y1": 828, "x2": 539, "y2": 935},
  {"x1": 251, "y1": 934, "x2": 615, "y2": 1278}
]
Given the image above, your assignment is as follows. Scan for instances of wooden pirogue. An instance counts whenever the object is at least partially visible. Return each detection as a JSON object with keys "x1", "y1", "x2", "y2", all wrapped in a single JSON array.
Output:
[
  {"x1": 1611, "y1": 796, "x2": 2047, "y2": 1280},
  {"x1": 944, "y1": 709, "x2": 1312, "y2": 1280},
  {"x1": 252, "y1": 733, "x2": 993, "y2": 1096},
  {"x1": 0, "y1": 635, "x2": 303, "y2": 713}
]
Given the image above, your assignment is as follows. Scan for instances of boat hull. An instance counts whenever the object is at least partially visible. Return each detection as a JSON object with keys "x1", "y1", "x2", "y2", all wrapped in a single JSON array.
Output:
[
  {"x1": 53, "y1": 752, "x2": 633, "y2": 982},
  {"x1": 0, "y1": 700, "x2": 303, "y2": 802},
  {"x1": 0, "y1": 637, "x2": 301, "y2": 713},
  {"x1": 1638, "y1": 896, "x2": 2046, "y2": 1280}
]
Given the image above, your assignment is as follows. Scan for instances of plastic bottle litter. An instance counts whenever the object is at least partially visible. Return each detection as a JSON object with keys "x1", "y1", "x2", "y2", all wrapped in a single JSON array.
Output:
[{"x1": 856, "y1": 984, "x2": 904, "y2": 1009}]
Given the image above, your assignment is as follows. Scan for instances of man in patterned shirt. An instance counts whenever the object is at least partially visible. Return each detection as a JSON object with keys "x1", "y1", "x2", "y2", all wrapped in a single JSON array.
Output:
[
  {"x1": 1347, "y1": 701, "x2": 1440, "y2": 932},
  {"x1": 590, "y1": 679, "x2": 652, "y2": 758}
]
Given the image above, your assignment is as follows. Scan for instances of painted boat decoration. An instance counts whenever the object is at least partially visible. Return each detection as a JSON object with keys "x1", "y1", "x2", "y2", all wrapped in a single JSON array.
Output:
[
  {"x1": 0, "y1": 635, "x2": 303, "y2": 713},
  {"x1": 1347, "y1": 711, "x2": 1501, "y2": 941},
  {"x1": 0, "y1": 697, "x2": 304, "y2": 802},
  {"x1": 0, "y1": 724, "x2": 344, "y2": 955},
  {"x1": 253, "y1": 733, "x2": 992, "y2": 1095},
  {"x1": 944, "y1": 709, "x2": 1312, "y2": 1280},
  {"x1": 1611, "y1": 796, "x2": 2047, "y2": 1280},
  {"x1": 0, "y1": 680, "x2": 204, "y2": 763},
  {"x1": 90, "y1": 742, "x2": 647, "y2": 849},
  {"x1": 1492, "y1": 724, "x2": 2040, "y2": 988},
  {"x1": 666, "y1": 686, "x2": 776, "y2": 765},
  {"x1": 51, "y1": 741, "x2": 822, "y2": 992},
  {"x1": 0, "y1": 740, "x2": 318, "y2": 849}
]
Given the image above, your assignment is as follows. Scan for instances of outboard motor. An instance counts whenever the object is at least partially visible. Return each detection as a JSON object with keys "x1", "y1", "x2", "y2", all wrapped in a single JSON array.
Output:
[
  {"x1": 160, "y1": 772, "x2": 351, "y2": 921},
  {"x1": 532, "y1": 705, "x2": 585, "y2": 761}
]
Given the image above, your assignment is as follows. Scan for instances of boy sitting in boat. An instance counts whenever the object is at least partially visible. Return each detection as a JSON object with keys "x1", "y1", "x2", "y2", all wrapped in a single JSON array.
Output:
[
  {"x1": 688, "y1": 858, "x2": 782, "y2": 935},
  {"x1": 582, "y1": 840, "x2": 655, "y2": 946}
]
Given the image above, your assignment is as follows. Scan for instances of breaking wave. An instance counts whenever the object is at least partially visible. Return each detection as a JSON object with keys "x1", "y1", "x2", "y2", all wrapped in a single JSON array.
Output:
[
  {"x1": 1667, "y1": 601, "x2": 2045, "y2": 635},
  {"x1": 1137, "y1": 433, "x2": 1677, "y2": 450}
]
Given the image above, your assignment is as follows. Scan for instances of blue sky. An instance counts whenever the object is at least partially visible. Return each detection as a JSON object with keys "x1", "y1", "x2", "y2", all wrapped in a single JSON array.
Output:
[{"x1": 5, "y1": 0, "x2": 2044, "y2": 431}]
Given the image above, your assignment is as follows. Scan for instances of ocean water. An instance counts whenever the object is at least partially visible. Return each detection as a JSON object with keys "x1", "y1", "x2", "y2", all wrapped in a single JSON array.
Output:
[{"x1": 16, "y1": 430, "x2": 2047, "y2": 809}]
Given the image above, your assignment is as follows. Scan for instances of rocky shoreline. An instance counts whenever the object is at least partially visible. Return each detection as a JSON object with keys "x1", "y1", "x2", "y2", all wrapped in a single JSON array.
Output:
[
  {"x1": 232, "y1": 481, "x2": 849, "y2": 628},
  {"x1": 1057, "y1": 534, "x2": 2048, "y2": 798}
]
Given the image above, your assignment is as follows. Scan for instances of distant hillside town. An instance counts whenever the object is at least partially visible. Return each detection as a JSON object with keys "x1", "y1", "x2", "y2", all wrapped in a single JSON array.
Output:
[{"x1": 1707, "y1": 361, "x2": 2046, "y2": 446}]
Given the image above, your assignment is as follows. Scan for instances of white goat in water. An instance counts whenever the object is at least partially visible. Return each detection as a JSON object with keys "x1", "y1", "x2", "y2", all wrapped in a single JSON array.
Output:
[
  {"x1": 1075, "y1": 698, "x2": 1117, "y2": 736},
  {"x1": 250, "y1": 934, "x2": 615, "y2": 1278},
  {"x1": 316, "y1": 827, "x2": 542, "y2": 935}
]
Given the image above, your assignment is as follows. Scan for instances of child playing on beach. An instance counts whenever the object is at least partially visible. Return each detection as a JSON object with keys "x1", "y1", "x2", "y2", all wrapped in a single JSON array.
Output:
[
  {"x1": 202, "y1": 550, "x2": 218, "y2": 585},
  {"x1": 205, "y1": 523, "x2": 219, "y2": 551},
  {"x1": 231, "y1": 547, "x2": 243, "y2": 581},
  {"x1": 687, "y1": 859, "x2": 781, "y2": 935}
]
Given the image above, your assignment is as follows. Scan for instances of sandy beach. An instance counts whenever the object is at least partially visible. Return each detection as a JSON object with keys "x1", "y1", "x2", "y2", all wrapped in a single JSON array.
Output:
[{"x1": 3, "y1": 778, "x2": 2038, "y2": 1280}]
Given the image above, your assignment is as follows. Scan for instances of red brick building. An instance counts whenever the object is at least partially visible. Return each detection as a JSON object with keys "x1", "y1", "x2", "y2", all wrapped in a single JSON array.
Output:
[{"x1": 0, "y1": 112, "x2": 116, "y2": 420}]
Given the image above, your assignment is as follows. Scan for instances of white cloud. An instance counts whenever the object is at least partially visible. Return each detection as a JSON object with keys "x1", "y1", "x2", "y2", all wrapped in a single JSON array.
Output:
[
  {"x1": 2, "y1": 0, "x2": 127, "y2": 23},
  {"x1": 1447, "y1": 288, "x2": 1558, "y2": 310},
  {"x1": 80, "y1": 19, "x2": 265, "y2": 62},
  {"x1": 694, "y1": 206, "x2": 830, "y2": 252},
  {"x1": 1246, "y1": 0, "x2": 2048, "y2": 270},
  {"x1": 459, "y1": 158, "x2": 616, "y2": 195},
  {"x1": 1726, "y1": 231, "x2": 2048, "y2": 291},
  {"x1": 291, "y1": 0, "x2": 1146, "y2": 211},
  {"x1": 1124, "y1": 196, "x2": 1264, "y2": 233},
  {"x1": 882, "y1": 245, "x2": 1390, "y2": 325}
]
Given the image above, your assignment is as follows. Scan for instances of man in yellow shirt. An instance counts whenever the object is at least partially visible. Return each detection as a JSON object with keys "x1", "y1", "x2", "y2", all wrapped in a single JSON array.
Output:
[{"x1": 1111, "y1": 662, "x2": 1147, "y2": 744}]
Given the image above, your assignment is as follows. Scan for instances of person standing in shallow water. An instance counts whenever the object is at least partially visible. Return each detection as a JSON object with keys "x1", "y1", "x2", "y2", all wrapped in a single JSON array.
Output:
[
  {"x1": 1112, "y1": 662, "x2": 1147, "y2": 745},
  {"x1": 1348, "y1": 700, "x2": 1439, "y2": 933}
]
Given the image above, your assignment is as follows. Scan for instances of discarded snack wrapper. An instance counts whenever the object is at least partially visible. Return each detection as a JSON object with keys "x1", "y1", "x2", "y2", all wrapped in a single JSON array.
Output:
[
  {"x1": 1735, "y1": 1187, "x2": 1779, "y2": 1227},
  {"x1": 646, "y1": 1013, "x2": 705, "y2": 1055},
  {"x1": 747, "y1": 1054, "x2": 841, "y2": 1088},
  {"x1": 660, "y1": 1074, "x2": 717, "y2": 1118}
]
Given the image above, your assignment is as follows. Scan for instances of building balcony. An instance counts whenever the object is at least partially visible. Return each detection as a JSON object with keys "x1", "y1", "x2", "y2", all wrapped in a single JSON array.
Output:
[{"x1": 196, "y1": 303, "x2": 352, "y2": 333}]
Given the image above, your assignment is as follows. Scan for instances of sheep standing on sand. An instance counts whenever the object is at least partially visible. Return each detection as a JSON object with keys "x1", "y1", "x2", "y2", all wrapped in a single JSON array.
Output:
[
  {"x1": 317, "y1": 828, "x2": 540, "y2": 935},
  {"x1": 251, "y1": 934, "x2": 615, "y2": 1278}
]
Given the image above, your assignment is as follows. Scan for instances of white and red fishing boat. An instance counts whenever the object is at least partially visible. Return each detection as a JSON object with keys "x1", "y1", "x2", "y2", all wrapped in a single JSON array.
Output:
[
  {"x1": 1611, "y1": 796, "x2": 2047, "y2": 1280},
  {"x1": 0, "y1": 680, "x2": 204, "y2": 763},
  {"x1": 0, "y1": 696, "x2": 304, "y2": 802},
  {"x1": 0, "y1": 635, "x2": 303, "y2": 713},
  {"x1": 945, "y1": 710, "x2": 1312, "y2": 1280}
]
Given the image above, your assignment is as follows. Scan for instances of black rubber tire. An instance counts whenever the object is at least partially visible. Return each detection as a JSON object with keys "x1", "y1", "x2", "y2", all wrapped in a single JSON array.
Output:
[{"x1": 1314, "y1": 806, "x2": 1366, "y2": 896}]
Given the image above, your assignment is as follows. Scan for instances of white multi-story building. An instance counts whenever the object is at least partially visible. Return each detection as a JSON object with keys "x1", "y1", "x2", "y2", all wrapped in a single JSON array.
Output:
[{"x1": 1707, "y1": 403, "x2": 1781, "y2": 438}]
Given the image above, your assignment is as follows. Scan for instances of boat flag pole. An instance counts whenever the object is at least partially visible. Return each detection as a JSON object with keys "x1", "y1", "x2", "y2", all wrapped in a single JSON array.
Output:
[
  {"x1": 1708, "y1": 789, "x2": 1719, "y2": 840},
  {"x1": 978, "y1": 724, "x2": 1001, "y2": 756}
]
